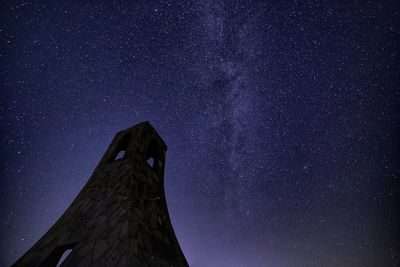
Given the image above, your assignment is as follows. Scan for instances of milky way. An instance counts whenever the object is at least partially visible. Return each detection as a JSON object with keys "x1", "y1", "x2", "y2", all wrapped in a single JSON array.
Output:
[{"x1": 1, "y1": 1, "x2": 399, "y2": 266}]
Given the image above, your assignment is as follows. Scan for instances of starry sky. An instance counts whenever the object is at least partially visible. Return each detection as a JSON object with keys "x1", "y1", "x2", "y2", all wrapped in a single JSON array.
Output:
[{"x1": 1, "y1": 1, "x2": 399, "y2": 266}]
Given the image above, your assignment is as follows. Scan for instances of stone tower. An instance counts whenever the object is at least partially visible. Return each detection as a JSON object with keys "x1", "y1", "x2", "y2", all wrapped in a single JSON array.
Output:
[{"x1": 13, "y1": 122, "x2": 189, "y2": 267}]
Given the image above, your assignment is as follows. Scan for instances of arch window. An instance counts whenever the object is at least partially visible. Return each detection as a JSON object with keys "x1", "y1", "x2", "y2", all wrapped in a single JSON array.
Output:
[
  {"x1": 145, "y1": 139, "x2": 160, "y2": 170},
  {"x1": 110, "y1": 133, "x2": 131, "y2": 161},
  {"x1": 38, "y1": 243, "x2": 76, "y2": 267}
]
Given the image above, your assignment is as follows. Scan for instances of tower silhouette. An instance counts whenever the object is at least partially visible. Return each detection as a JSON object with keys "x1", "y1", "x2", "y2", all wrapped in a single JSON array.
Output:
[{"x1": 13, "y1": 122, "x2": 189, "y2": 267}]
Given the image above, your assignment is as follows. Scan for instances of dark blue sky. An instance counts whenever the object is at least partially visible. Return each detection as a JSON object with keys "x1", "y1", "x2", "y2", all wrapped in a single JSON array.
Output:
[{"x1": 1, "y1": 1, "x2": 399, "y2": 266}]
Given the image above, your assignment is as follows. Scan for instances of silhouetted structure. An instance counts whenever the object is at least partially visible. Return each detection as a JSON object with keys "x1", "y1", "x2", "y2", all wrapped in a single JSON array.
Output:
[{"x1": 13, "y1": 122, "x2": 189, "y2": 267}]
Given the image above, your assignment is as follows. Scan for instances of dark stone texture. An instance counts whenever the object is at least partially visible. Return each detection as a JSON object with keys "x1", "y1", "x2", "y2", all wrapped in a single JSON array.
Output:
[{"x1": 12, "y1": 122, "x2": 189, "y2": 267}]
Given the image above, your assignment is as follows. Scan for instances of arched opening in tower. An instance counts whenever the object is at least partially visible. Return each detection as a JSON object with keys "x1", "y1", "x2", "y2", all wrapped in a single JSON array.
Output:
[
  {"x1": 110, "y1": 133, "x2": 132, "y2": 161},
  {"x1": 38, "y1": 243, "x2": 76, "y2": 267},
  {"x1": 146, "y1": 139, "x2": 160, "y2": 170}
]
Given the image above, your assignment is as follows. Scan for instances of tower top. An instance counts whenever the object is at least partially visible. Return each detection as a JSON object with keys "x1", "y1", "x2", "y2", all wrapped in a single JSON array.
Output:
[
  {"x1": 117, "y1": 121, "x2": 167, "y2": 149},
  {"x1": 98, "y1": 121, "x2": 167, "y2": 169}
]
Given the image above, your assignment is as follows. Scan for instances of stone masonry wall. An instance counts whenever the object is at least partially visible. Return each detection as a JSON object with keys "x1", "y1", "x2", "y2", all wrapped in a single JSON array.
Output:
[{"x1": 12, "y1": 122, "x2": 189, "y2": 267}]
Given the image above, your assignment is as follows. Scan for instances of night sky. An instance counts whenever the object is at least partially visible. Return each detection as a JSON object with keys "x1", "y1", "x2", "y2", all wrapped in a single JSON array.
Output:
[{"x1": 1, "y1": 1, "x2": 400, "y2": 266}]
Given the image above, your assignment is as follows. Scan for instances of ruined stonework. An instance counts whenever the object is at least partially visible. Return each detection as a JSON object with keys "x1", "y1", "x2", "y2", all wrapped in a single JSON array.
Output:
[{"x1": 13, "y1": 122, "x2": 189, "y2": 267}]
